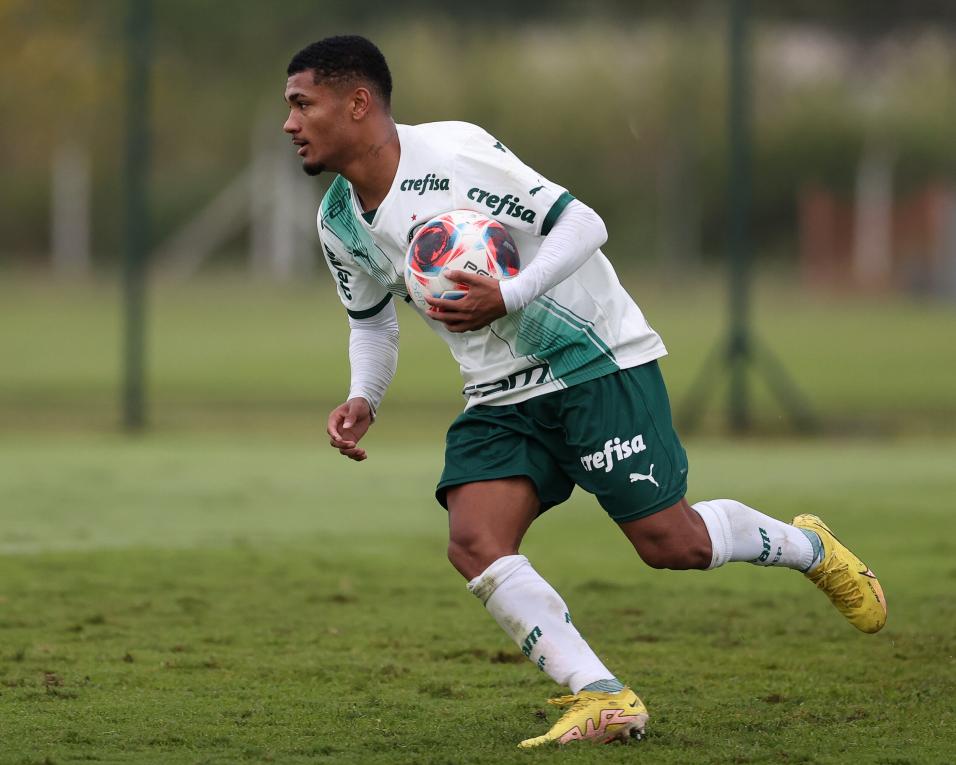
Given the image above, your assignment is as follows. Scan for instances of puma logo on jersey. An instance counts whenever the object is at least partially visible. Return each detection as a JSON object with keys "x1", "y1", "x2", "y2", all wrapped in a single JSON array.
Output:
[
  {"x1": 493, "y1": 141, "x2": 507, "y2": 152},
  {"x1": 580, "y1": 435, "x2": 647, "y2": 473},
  {"x1": 400, "y1": 174, "x2": 450, "y2": 195},
  {"x1": 466, "y1": 188, "x2": 537, "y2": 223},
  {"x1": 629, "y1": 465, "x2": 659, "y2": 487}
]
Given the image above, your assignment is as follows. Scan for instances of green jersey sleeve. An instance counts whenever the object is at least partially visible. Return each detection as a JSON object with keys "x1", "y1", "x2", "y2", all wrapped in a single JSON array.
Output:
[{"x1": 451, "y1": 129, "x2": 575, "y2": 237}]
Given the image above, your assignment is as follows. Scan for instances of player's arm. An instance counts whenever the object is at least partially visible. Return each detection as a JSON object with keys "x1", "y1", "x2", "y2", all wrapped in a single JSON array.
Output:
[
  {"x1": 320, "y1": 227, "x2": 399, "y2": 460},
  {"x1": 497, "y1": 199, "x2": 606, "y2": 311},
  {"x1": 327, "y1": 301, "x2": 399, "y2": 461}
]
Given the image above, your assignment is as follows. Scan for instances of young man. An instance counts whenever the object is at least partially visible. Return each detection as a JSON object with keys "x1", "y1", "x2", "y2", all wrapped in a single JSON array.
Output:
[{"x1": 284, "y1": 35, "x2": 886, "y2": 748}]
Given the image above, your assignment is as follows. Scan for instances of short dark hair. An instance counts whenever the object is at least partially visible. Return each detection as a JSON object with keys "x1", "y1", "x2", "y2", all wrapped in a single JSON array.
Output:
[{"x1": 287, "y1": 35, "x2": 392, "y2": 106}]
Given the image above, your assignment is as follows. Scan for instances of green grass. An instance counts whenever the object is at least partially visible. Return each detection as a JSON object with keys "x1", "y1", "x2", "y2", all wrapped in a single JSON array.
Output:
[
  {"x1": 1, "y1": 433, "x2": 954, "y2": 764},
  {"x1": 1, "y1": 276, "x2": 955, "y2": 763}
]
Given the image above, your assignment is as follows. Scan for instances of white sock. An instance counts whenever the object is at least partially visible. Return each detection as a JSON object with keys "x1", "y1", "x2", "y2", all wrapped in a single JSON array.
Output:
[
  {"x1": 468, "y1": 555, "x2": 616, "y2": 694},
  {"x1": 693, "y1": 498, "x2": 819, "y2": 571}
]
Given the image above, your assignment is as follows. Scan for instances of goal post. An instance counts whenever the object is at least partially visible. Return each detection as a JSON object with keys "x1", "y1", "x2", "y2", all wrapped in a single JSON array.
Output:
[{"x1": 121, "y1": 0, "x2": 152, "y2": 432}]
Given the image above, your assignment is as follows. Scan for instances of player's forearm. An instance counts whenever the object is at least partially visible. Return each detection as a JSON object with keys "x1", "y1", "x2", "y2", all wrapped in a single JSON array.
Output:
[
  {"x1": 346, "y1": 302, "x2": 399, "y2": 416},
  {"x1": 498, "y1": 199, "x2": 608, "y2": 313}
]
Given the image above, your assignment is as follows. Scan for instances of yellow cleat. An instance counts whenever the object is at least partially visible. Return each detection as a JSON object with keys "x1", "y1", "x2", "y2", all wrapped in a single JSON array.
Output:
[
  {"x1": 792, "y1": 514, "x2": 887, "y2": 634},
  {"x1": 517, "y1": 687, "x2": 648, "y2": 749}
]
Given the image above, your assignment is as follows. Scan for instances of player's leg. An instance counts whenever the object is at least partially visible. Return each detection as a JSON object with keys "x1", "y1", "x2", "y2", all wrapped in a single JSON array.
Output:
[
  {"x1": 614, "y1": 496, "x2": 712, "y2": 570},
  {"x1": 447, "y1": 477, "x2": 619, "y2": 693},
  {"x1": 554, "y1": 361, "x2": 886, "y2": 634},
  {"x1": 617, "y1": 495, "x2": 818, "y2": 573},
  {"x1": 445, "y1": 477, "x2": 537, "y2": 580},
  {"x1": 619, "y1": 495, "x2": 886, "y2": 633},
  {"x1": 446, "y1": 478, "x2": 647, "y2": 748},
  {"x1": 438, "y1": 407, "x2": 647, "y2": 747}
]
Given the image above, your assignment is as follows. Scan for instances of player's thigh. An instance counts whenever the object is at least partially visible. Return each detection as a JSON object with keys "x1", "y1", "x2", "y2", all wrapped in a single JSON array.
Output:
[{"x1": 547, "y1": 361, "x2": 689, "y2": 525}]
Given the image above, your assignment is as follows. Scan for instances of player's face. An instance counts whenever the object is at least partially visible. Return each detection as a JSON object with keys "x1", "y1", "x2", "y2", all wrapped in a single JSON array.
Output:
[{"x1": 283, "y1": 71, "x2": 354, "y2": 176}]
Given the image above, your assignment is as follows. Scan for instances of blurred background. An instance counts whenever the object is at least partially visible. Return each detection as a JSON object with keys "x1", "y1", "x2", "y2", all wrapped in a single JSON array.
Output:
[
  {"x1": 4, "y1": 6, "x2": 956, "y2": 759},
  {"x1": 2, "y1": 0, "x2": 955, "y2": 435}
]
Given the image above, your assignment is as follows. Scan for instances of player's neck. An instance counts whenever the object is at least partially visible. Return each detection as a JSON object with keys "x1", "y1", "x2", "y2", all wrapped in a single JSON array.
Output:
[{"x1": 344, "y1": 121, "x2": 400, "y2": 213}]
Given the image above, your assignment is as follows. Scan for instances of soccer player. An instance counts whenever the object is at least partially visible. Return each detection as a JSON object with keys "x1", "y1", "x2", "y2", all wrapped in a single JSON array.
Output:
[{"x1": 283, "y1": 35, "x2": 887, "y2": 747}]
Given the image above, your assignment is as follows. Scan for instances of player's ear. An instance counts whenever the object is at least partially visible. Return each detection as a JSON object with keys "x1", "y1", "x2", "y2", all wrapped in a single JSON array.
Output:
[{"x1": 350, "y1": 87, "x2": 372, "y2": 120}]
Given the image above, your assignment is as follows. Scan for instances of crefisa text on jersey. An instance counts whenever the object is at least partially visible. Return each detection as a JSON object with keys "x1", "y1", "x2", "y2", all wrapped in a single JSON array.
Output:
[
  {"x1": 466, "y1": 188, "x2": 537, "y2": 223},
  {"x1": 400, "y1": 174, "x2": 450, "y2": 195},
  {"x1": 323, "y1": 245, "x2": 354, "y2": 300}
]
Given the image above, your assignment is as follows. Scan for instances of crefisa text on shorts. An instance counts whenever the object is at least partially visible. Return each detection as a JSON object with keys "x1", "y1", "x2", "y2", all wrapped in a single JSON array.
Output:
[{"x1": 580, "y1": 435, "x2": 647, "y2": 473}]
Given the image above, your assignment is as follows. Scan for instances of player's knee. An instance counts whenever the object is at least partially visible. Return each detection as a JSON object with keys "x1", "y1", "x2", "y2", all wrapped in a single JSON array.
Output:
[
  {"x1": 447, "y1": 534, "x2": 513, "y2": 579},
  {"x1": 446, "y1": 538, "x2": 469, "y2": 573}
]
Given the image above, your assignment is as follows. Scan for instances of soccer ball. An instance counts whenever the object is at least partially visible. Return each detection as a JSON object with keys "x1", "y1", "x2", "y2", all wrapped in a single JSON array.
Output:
[{"x1": 404, "y1": 209, "x2": 520, "y2": 312}]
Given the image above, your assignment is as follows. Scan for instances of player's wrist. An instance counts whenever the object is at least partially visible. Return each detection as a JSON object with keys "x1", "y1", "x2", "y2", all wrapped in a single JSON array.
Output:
[
  {"x1": 498, "y1": 277, "x2": 525, "y2": 314},
  {"x1": 346, "y1": 394, "x2": 376, "y2": 422}
]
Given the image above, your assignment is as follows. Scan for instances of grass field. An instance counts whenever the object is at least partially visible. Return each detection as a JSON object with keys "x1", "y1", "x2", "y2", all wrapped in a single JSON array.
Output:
[{"x1": 1, "y1": 276, "x2": 955, "y2": 764}]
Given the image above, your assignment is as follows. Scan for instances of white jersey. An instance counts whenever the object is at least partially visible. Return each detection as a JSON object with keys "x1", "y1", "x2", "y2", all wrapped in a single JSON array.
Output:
[{"x1": 318, "y1": 121, "x2": 666, "y2": 408}]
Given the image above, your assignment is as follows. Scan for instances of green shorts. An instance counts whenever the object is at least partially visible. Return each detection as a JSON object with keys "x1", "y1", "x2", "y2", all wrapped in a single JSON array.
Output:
[{"x1": 436, "y1": 360, "x2": 688, "y2": 523}]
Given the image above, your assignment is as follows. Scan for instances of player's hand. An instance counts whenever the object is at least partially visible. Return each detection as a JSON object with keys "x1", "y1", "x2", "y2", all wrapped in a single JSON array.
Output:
[
  {"x1": 424, "y1": 270, "x2": 507, "y2": 332},
  {"x1": 327, "y1": 397, "x2": 373, "y2": 461}
]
